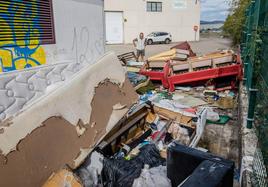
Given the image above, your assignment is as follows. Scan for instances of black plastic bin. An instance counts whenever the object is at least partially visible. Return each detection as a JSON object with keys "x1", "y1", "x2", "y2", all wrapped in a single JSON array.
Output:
[{"x1": 167, "y1": 142, "x2": 234, "y2": 187}]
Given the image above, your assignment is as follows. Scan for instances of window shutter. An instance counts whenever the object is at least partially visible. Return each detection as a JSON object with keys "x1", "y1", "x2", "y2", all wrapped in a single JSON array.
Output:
[{"x1": 0, "y1": 0, "x2": 55, "y2": 46}]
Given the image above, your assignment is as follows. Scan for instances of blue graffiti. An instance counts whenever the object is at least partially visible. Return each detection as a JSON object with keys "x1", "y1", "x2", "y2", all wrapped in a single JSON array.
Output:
[{"x1": 0, "y1": 0, "x2": 45, "y2": 72}]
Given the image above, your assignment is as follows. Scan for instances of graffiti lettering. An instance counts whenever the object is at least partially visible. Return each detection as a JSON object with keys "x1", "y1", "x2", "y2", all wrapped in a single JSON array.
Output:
[{"x1": 72, "y1": 26, "x2": 104, "y2": 64}]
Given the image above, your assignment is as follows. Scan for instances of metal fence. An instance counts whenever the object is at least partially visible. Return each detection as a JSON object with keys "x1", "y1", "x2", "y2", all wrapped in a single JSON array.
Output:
[{"x1": 241, "y1": 0, "x2": 268, "y2": 186}]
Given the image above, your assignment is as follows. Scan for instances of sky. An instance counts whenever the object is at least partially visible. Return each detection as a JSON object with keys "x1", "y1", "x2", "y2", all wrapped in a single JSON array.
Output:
[{"x1": 200, "y1": 0, "x2": 230, "y2": 21}]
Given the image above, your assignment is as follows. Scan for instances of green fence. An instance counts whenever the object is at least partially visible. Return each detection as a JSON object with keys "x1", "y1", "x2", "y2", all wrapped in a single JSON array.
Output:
[{"x1": 242, "y1": 0, "x2": 268, "y2": 186}]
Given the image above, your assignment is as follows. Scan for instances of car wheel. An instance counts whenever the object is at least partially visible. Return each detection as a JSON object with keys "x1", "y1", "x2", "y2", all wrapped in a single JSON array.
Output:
[
  {"x1": 165, "y1": 38, "x2": 171, "y2": 44},
  {"x1": 147, "y1": 39, "x2": 153, "y2": 45}
]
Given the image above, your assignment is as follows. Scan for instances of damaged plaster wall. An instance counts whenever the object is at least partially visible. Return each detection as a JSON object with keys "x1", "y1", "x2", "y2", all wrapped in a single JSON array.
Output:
[{"x1": 0, "y1": 53, "x2": 138, "y2": 187}]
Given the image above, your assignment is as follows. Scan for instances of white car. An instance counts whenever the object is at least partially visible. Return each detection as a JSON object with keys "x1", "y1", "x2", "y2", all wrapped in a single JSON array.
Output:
[{"x1": 146, "y1": 32, "x2": 172, "y2": 45}]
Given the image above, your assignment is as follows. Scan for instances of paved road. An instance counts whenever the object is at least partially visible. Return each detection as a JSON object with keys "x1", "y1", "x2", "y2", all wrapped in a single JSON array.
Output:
[{"x1": 106, "y1": 35, "x2": 232, "y2": 58}]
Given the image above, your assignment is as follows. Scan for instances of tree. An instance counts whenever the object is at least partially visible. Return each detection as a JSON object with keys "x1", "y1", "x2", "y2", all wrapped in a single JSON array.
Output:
[{"x1": 223, "y1": 0, "x2": 251, "y2": 45}]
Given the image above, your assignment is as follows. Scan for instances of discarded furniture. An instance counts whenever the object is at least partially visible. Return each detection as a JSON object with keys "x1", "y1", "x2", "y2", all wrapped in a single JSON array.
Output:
[
  {"x1": 171, "y1": 41, "x2": 196, "y2": 57},
  {"x1": 168, "y1": 51, "x2": 243, "y2": 92},
  {"x1": 139, "y1": 61, "x2": 170, "y2": 88},
  {"x1": 148, "y1": 48, "x2": 189, "y2": 62},
  {"x1": 118, "y1": 51, "x2": 137, "y2": 65},
  {"x1": 0, "y1": 53, "x2": 139, "y2": 187},
  {"x1": 167, "y1": 143, "x2": 234, "y2": 187}
]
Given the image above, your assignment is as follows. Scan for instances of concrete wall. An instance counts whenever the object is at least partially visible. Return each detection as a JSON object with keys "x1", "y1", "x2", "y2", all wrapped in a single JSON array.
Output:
[
  {"x1": 0, "y1": 0, "x2": 105, "y2": 73},
  {"x1": 104, "y1": 0, "x2": 200, "y2": 43}
]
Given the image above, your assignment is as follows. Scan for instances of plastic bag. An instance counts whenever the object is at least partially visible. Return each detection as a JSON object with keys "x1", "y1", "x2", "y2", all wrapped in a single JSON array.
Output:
[
  {"x1": 132, "y1": 165, "x2": 171, "y2": 187},
  {"x1": 102, "y1": 144, "x2": 165, "y2": 187},
  {"x1": 76, "y1": 151, "x2": 104, "y2": 187}
]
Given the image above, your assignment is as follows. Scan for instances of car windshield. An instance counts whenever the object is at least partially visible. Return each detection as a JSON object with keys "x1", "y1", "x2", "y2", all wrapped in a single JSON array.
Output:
[{"x1": 148, "y1": 33, "x2": 155, "y2": 37}]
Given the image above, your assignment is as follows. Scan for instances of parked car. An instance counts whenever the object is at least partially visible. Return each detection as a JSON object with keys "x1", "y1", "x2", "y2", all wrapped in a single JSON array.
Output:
[{"x1": 146, "y1": 32, "x2": 172, "y2": 45}]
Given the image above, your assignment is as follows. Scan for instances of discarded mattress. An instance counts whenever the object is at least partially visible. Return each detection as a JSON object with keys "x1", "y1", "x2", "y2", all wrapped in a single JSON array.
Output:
[
  {"x1": 0, "y1": 52, "x2": 138, "y2": 187},
  {"x1": 147, "y1": 48, "x2": 189, "y2": 62},
  {"x1": 171, "y1": 41, "x2": 196, "y2": 57}
]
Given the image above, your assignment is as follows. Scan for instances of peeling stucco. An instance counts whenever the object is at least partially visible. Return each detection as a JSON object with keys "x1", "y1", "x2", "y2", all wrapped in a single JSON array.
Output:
[
  {"x1": 0, "y1": 53, "x2": 138, "y2": 187},
  {"x1": 0, "y1": 53, "x2": 128, "y2": 155}
]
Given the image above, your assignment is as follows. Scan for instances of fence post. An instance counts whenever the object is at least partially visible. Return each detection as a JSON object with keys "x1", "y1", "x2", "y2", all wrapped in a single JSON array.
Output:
[{"x1": 247, "y1": 88, "x2": 258, "y2": 128}]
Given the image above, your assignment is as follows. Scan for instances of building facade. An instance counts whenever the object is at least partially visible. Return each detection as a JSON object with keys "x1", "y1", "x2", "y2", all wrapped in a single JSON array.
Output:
[
  {"x1": 0, "y1": 0, "x2": 105, "y2": 73},
  {"x1": 104, "y1": 0, "x2": 200, "y2": 44}
]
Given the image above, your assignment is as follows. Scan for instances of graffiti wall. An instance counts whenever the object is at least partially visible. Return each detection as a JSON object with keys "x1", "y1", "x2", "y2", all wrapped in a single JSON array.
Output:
[{"x1": 0, "y1": 1, "x2": 46, "y2": 73}]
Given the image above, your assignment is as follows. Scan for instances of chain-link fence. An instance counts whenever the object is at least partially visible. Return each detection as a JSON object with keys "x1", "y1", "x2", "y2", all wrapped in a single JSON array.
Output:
[{"x1": 241, "y1": 0, "x2": 268, "y2": 186}]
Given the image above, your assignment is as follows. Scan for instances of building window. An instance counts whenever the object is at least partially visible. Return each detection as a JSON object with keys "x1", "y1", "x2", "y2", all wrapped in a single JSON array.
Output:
[
  {"x1": 0, "y1": 0, "x2": 56, "y2": 46},
  {"x1": 147, "y1": 2, "x2": 162, "y2": 12}
]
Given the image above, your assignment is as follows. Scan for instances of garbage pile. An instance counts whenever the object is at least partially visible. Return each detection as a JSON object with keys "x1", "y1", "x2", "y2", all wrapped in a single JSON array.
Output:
[
  {"x1": 122, "y1": 41, "x2": 242, "y2": 92},
  {"x1": 72, "y1": 84, "x2": 237, "y2": 186},
  {"x1": 42, "y1": 42, "x2": 238, "y2": 187}
]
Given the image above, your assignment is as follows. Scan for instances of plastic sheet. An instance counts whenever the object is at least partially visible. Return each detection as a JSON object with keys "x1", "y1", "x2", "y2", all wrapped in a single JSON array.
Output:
[
  {"x1": 127, "y1": 72, "x2": 147, "y2": 86},
  {"x1": 76, "y1": 151, "x2": 104, "y2": 187},
  {"x1": 102, "y1": 144, "x2": 165, "y2": 187},
  {"x1": 132, "y1": 165, "x2": 171, "y2": 187}
]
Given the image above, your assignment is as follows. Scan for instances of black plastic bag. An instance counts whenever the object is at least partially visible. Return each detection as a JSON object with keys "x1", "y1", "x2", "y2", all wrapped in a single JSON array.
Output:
[{"x1": 102, "y1": 144, "x2": 165, "y2": 187}]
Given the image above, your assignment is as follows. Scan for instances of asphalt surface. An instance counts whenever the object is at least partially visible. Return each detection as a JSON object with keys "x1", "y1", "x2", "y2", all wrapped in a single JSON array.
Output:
[{"x1": 106, "y1": 34, "x2": 232, "y2": 58}]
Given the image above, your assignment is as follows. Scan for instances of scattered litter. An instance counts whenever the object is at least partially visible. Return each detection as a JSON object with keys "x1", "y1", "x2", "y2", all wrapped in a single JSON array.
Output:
[
  {"x1": 177, "y1": 95, "x2": 207, "y2": 108},
  {"x1": 132, "y1": 165, "x2": 171, "y2": 187},
  {"x1": 203, "y1": 90, "x2": 218, "y2": 97},
  {"x1": 156, "y1": 99, "x2": 190, "y2": 111},
  {"x1": 172, "y1": 93, "x2": 185, "y2": 100},
  {"x1": 175, "y1": 86, "x2": 191, "y2": 92},
  {"x1": 207, "y1": 115, "x2": 231, "y2": 125},
  {"x1": 74, "y1": 47, "x2": 239, "y2": 187},
  {"x1": 127, "y1": 72, "x2": 147, "y2": 87},
  {"x1": 195, "y1": 86, "x2": 205, "y2": 91},
  {"x1": 127, "y1": 66, "x2": 140, "y2": 73},
  {"x1": 136, "y1": 81, "x2": 155, "y2": 95},
  {"x1": 76, "y1": 151, "x2": 104, "y2": 187},
  {"x1": 127, "y1": 60, "x2": 145, "y2": 67},
  {"x1": 204, "y1": 108, "x2": 220, "y2": 122},
  {"x1": 215, "y1": 97, "x2": 236, "y2": 109},
  {"x1": 102, "y1": 144, "x2": 165, "y2": 187},
  {"x1": 168, "y1": 123, "x2": 191, "y2": 145}
]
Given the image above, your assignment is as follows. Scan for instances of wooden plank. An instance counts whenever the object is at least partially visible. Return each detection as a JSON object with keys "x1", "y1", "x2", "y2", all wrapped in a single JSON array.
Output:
[{"x1": 153, "y1": 106, "x2": 195, "y2": 128}]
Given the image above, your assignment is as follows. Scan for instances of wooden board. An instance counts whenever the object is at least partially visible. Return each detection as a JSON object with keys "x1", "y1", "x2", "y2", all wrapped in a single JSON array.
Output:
[
  {"x1": 153, "y1": 106, "x2": 195, "y2": 129},
  {"x1": 43, "y1": 169, "x2": 82, "y2": 187}
]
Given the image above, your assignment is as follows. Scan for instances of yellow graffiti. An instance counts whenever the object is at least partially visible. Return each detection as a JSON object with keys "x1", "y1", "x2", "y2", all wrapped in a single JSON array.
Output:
[{"x1": 0, "y1": 1, "x2": 46, "y2": 73}]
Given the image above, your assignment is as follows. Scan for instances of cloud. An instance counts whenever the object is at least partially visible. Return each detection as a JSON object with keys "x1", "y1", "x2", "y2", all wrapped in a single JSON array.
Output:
[{"x1": 201, "y1": 0, "x2": 230, "y2": 21}]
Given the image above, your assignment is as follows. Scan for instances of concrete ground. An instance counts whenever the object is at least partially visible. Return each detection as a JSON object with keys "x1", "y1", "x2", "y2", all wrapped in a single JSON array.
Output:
[{"x1": 106, "y1": 34, "x2": 232, "y2": 58}]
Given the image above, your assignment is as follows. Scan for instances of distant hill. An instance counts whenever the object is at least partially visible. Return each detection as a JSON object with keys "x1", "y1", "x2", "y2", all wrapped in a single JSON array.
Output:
[{"x1": 200, "y1": 20, "x2": 225, "y2": 25}]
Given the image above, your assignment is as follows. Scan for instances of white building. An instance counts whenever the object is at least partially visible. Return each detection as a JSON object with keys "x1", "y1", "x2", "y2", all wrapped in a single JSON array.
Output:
[{"x1": 104, "y1": 0, "x2": 200, "y2": 44}]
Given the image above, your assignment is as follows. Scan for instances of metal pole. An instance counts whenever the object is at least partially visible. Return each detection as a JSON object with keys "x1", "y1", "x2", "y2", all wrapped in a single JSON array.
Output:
[{"x1": 247, "y1": 88, "x2": 258, "y2": 129}]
